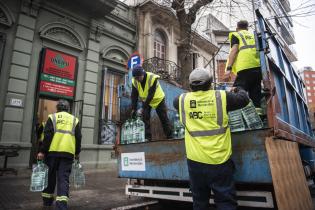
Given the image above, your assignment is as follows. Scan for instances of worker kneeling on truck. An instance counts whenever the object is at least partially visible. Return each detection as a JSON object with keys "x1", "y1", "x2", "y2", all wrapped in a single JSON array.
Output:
[
  {"x1": 174, "y1": 68, "x2": 249, "y2": 210},
  {"x1": 131, "y1": 65, "x2": 172, "y2": 141}
]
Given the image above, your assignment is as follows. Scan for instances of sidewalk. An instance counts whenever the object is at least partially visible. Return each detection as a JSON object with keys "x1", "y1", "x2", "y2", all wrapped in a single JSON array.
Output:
[{"x1": 0, "y1": 168, "x2": 145, "y2": 210}]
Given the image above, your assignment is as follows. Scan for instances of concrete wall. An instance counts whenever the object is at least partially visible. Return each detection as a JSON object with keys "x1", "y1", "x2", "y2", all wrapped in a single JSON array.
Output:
[{"x1": 0, "y1": 0, "x2": 136, "y2": 168}]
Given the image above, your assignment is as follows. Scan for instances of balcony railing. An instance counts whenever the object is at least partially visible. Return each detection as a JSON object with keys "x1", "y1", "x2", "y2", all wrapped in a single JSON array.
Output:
[{"x1": 142, "y1": 57, "x2": 182, "y2": 84}]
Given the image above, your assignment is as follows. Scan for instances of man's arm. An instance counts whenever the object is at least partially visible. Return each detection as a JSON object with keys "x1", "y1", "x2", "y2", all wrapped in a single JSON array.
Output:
[
  {"x1": 226, "y1": 44, "x2": 239, "y2": 69},
  {"x1": 144, "y1": 79, "x2": 158, "y2": 107},
  {"x1": 131, "y1": 85, "x2": 139, "y2": 111},
  {"x1": 75, "y1": 122, "x2": 82, "y2": 156},
  {"x1": 39, "y1": 118, "x2": 54, "y2": 154},
  {"x1": 226, "y1": 89, "x2": 250, "y2": 112}
]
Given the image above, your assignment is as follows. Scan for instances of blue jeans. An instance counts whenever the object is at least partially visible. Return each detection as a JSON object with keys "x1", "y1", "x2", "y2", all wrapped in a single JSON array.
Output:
[{"x1": 187, "y1": 158, "x2": 237, "y2": 210}]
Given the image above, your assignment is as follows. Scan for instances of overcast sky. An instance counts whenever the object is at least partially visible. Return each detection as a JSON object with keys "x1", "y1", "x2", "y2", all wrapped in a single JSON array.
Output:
[{"x1": 291, "y1": 0, "x2": 315, "y2": 70}]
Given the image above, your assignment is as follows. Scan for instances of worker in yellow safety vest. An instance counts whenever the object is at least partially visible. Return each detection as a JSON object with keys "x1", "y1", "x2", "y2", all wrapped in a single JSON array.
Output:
[
  {"x1": 37, "y1": 99, "x2": 82, "y2": 210},
  {"x1": 174, "y1": 68, "x2": 249, "y2": 210},
  {"x1": 223, "y1": 20, "x2": 262, "y2": 114},
  {"x1": 131, "y1": 65, "x2": 172, "y2": 140}
]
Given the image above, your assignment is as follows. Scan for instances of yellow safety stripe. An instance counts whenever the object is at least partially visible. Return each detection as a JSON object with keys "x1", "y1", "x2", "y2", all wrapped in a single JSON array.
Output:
[
  {"x1": 56, "y1": 196, "x2": 68, "y2": 202},
  {"x1": 42, "y1": 193, "x2": 54, "y2": 198}
]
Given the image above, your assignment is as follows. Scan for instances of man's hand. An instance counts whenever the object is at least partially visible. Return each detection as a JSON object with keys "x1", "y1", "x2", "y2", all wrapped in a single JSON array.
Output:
[
  {"x1": 37, "y1": 152, "x2": 45, "y2": 160},
  {"x1": 223, "y1": 71, "x2": 232, "y2": 82},
  {"x1": 130, "y1": 109, "x2": 136, "y2": 118}
]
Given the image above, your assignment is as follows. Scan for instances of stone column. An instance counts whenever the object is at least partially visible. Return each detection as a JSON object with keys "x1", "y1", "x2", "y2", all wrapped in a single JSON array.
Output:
[
  {"x1": 81, "y1": 22, "x2": 100, "y2": 145},
  {"x1": 1, "y1": 0, "x2": 39, "y2": 143},
  {"x1": 144, "y1": 11, "x2": 153, "y2": 59}
]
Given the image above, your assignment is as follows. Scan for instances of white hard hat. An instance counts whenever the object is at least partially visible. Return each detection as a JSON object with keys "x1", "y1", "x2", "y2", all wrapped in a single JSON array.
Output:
[{"x1": 189, "y1": 68, "x2": 212, "y2": 86}]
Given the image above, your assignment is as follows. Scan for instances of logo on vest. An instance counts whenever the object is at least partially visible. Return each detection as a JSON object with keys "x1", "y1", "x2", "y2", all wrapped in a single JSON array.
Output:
[
  {"x1": 189, "y1": 111, "x2": 203, "y2": 119},
  {"x1": 190, "y1": 100, "x2": 196, "y2": 108}
]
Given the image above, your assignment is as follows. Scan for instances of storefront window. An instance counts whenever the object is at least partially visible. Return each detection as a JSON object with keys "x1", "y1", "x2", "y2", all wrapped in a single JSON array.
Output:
[{"x1": 100, "y1": 70, "x2": 124, "y2": 144}]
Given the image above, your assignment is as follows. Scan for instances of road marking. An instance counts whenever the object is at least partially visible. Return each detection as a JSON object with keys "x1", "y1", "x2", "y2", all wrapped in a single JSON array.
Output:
[{"x1": 111, "y1": 200, "x2": 159, "y2": 210}]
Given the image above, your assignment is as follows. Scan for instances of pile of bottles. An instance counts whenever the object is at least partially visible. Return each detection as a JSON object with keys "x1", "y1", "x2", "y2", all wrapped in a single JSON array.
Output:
[
  {"x1": 70, "y1": 160, "x2": 85, "y2": 188},
  {"x1": 228, "y1": 109, "x2": 246, "y2": 132},
  {"x1": 121, "y1": 116, "x2": 145, "y2": 144},
  {"x1": 228, "y1": 101, "x2": 264, "y2": 132},
  {"x1": 242, "y1": 102, "x2": 263, "y2": 130},
  {"x1": 30, "y1": 160, "x2": 48, "y2": 192},
  {"x1": 172, "y1": 114, "x2": 185, "y2": 139}
]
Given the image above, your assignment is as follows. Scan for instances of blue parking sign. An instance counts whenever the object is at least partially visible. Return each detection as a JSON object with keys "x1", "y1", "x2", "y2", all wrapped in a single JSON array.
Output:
[{"x1": 127, "y1": 52, "x2": 142, "y2": 69}]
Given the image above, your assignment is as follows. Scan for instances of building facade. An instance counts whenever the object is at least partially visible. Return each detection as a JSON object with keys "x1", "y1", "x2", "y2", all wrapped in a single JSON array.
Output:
[
  {"x1": 0, "y1": 0, "x2": 136, "y2": 168},
  {"x1": 128, "y1": 0, "x2": 218, "y2": 81},
  {"x1": 207, "y1": 0, "x2": 296, "y2": 61},
  {"x1": 300, "y1": 66, "x2": 315, "y2": 129}
]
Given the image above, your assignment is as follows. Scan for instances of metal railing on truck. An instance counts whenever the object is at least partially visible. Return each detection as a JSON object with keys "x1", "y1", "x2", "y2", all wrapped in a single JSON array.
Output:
[{"x1": 255, "y1": 9, "x2": 315, "y2": 147}]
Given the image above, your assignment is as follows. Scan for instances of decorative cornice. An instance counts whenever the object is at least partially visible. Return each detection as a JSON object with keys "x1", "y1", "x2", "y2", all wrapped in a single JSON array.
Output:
[
  {"x1": 39, "y1": 22, "x2": 86, "y2": 51},
  {"x1": 21, "y1": 0, "x2": 41, "y2": 17},
  {"x1": 101, "y1": 45, "x2": 129, "y2": 65},
  {"x1": 0, "y1": 1, "x2": 15, "y2": 27}
]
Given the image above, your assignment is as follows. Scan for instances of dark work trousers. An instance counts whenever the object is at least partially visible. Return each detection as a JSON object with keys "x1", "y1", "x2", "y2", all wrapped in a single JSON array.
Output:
[
  {"x1": 42, "y1": 156, "x2": 73, "y2": 210},
  {"x1": 143, "y1": 99, "x2": 172, "y2": 140},
  {"x1": 187, "y1": 158, "x2": 237, "y2": 210},
  {"x1": 233, "y1": 67, "x2": 262, "y2": 107}
]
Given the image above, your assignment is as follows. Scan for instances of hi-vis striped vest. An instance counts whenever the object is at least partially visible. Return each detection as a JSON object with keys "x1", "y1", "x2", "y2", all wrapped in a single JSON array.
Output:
[
  {"x1": 227, "y1": 30, "x2": 260, "y2": 74},
  {"x1": 132, "y1": 72, "x2": 165, "y2": 108},
  {"x1": 48, "y1": 112, "x2": 78, "y2": 155},
  {"x1": 179, "y1": 90, "x2": 232, "y2": 164}
]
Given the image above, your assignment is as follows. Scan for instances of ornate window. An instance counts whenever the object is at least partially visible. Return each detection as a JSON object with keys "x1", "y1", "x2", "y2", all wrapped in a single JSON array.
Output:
[
  {"x1": 154, "y1": 30, "x2": 166, "y2": 59},
  {"x1": 0, "y1": 2, "x2": 15, "y2": 27},
  {"x1": 39, "y1": 22, "x2": 85, "y2": 51}
]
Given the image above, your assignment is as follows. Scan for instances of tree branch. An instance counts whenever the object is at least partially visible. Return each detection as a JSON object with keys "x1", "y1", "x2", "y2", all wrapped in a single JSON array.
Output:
[{"x1": 188, "y1": 0, "x2": 214, "y2": 23}]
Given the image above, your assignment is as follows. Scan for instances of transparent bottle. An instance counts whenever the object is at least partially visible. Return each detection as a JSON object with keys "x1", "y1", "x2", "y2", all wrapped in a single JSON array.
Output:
[
  {"x1": 125, "y1": 120, "x2": 131, "y2": 144},
  {"x1": 173, "y1": 114, "x2": 184, "y2": 139},
  {"x1": 129, "y1": 120, "x2": 135, "y2": 143},
  {"x1": 72, "y1": 160, "x2": 85, "y2": 189},
  {"x1": 120, "y1": 123, "x2": 126, "y2": 144},
  {"x1": 134, "y1": 117, "x2": 140, "y2": 143},
  {"x1": 136, "y1": 116, "x2": 145, "y2": 142},
  {"x1": 30, "y1": 160, "x2": 48, "y2": 192},
  {"x1": 242, "y1": 101, "x2": 263, "y2": 130}
]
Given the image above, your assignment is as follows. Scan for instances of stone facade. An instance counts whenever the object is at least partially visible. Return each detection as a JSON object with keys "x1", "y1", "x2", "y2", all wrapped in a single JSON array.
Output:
[{"x1": 0, "y1": 0, "x2": 136, "y2": 168}]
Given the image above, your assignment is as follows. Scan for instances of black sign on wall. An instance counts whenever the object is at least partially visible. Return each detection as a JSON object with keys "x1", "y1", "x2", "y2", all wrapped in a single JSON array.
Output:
[{"x1": 0, "y1": 33, "x2": 5, "y2": 74}]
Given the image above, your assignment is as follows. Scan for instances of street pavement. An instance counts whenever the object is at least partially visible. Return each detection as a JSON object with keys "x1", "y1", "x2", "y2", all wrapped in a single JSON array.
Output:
[
  {"x1": 1, "y1": 167, "x2": 315, "y2": 210},
  {"x1": 0, "y1": 167, "x2": 146, "y2": 210}
]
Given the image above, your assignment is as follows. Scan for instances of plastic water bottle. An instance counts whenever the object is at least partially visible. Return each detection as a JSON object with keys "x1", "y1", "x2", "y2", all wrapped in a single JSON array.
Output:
[
  {"x1": 72, "y1": 160, "x2": 85, "y2": 188},
  {"x1": 228, "y1": 109, "x2": 246, "y2": 132},
  {"x1": 242, "y1": 102, "x2": 263, "y2": 130},
  {"x1": 136, "y1": 116, "x2": 145, "y2": 142},
  {"x1": 125, "y1": 120, "x2": 131, "y2": 144},
  {"x1": 30, "y1": 160, "x2": 48, "y2": 192},
  {"x1": 121, "y1": 123, "x2": 126, "y2": 144},
  {"x1": 134, "y1": 118, "x2": 140, "y2": 142},
  {"x1": 129, "y1": 120, "x2": 135, "y2": 143},
  {"x1": 173, "y1": 114, "x2": 184, "y2": 139}
]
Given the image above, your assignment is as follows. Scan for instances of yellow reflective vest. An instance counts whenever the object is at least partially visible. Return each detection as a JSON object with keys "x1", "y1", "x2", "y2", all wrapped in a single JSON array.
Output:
[
  {"x1": 39, "y1": 122, "x2": 46, "y2": 142},
  {"x1": 48, "y1": 112, "x2": 79, "y2": 155},
  {"x1": 132, "y1": 72, "x2": 165, "y2": 108},
  {"x1": 227, "y1": 30, "x2": 260, "y2": 75},
  {"x1": 179, "y1": 90, "x2": 232, "y2": 164}
]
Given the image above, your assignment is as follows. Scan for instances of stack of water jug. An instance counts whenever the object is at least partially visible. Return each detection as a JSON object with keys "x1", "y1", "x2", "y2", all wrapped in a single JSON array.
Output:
[
  {"x1": 173, "y1": 114, "x2": 185, "y2": 139},
  {"x1": 70, "y1": 159, "x2": 85, "y2": 188},
  {"x1": 121, "y1": 115, "x2": 146, "y2": 144},
  {"x1": 30, "y1": 160, "x2": 49, "y2": 192},
  {"x1": 228, "y1": 101, "x2": 263, "y2": 132}
]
